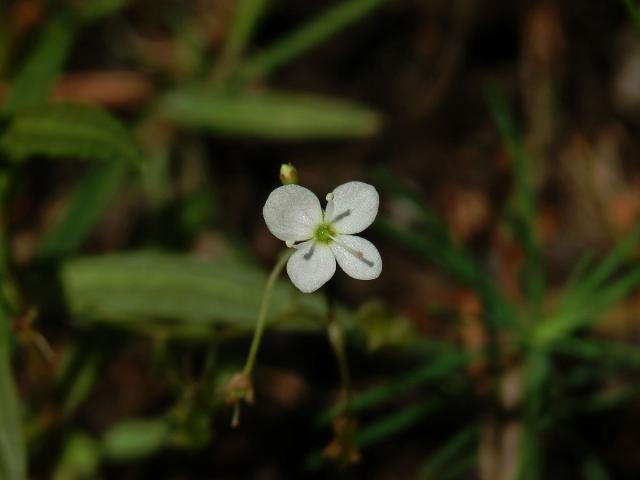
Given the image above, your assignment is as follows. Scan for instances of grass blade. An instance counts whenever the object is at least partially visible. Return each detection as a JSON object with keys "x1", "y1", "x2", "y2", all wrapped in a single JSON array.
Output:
[
  {"x1": 236, "y1": 0, "x2": 387, "y2": 82},
  {"x1": 317, "y1": 350, "x2": 469, "y2": 426},
  {"x1": 214, "y1": 0, "x2": 270, "y2": 77},
  {"x1": 486, "y1": 83, "x2": 543, "y2": 307},
  {"x1": 1, "y1": 17, "x2": 73, "y2": 115},
  {"x1": 0, "y1": 309, "x2": 26, "y2": 480},
  {"x1": 36, "y1": 161, "x2": 128, "y2": 259},
  {"x1": 420, "y1": 427, "x2": 477, "y2": 479}
]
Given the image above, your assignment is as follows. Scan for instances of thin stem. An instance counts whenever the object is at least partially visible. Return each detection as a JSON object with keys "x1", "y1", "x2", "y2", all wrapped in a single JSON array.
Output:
[
  {"x1": 326, "y1": 297, "x2": 353, "y2": 410},
  {"x1": 328, "y1": 321, "x2": 352, "y2": 407},
  {"x1": 243, "y1": 249, "x2": 292, "y2": 376}
]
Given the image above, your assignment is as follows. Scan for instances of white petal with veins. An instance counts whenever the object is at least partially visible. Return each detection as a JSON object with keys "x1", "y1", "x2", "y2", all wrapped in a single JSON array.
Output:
[
  {"x1": 330, "y1": 234, "x2": 382, "y2": 280},
  {"x1": 325, "y1": 181, "x2": 379, "y2": 234},
  {"x1": 263, "y1": 185, "x2": 322, "y2": 242},
  {"x1": 286, "y1": 242, "x2": 336, "y2": 293}
]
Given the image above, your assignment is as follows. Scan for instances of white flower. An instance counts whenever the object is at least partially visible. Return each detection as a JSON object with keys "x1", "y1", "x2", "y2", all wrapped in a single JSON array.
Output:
[{"x1": 263, "y1": 181, "x2": 382, "y2": 293}]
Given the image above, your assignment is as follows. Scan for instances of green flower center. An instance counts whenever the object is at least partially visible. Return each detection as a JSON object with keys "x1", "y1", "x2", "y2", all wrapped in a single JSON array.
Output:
[{"x1": 314, "y1": 223, "x2": 335, "y2": 244}]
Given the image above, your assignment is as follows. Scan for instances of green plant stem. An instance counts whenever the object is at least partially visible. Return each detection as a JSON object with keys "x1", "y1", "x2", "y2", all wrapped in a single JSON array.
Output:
[
  {"x1": 236, "y1": 0, "x2": 387, "y2": 83},
  {"x1": 243, "y1": 249, "x2": 292, "y2": 375},
  {"x1": 326, "y1": 303, "x2": 352, "y2": 408}
]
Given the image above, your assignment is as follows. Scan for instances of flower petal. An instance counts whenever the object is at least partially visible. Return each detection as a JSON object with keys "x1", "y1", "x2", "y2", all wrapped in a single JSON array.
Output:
[
  {"x1": 263, "y1": 185, "x2": 322, "y2": 242},
  {"x1": 287, "y1": 242, "x2": 336, "y2": 293},
  {"x1": 325, "y1": 181, "x2": 379, "y2": 234},
  {"x1": 330, "y1": 234, "x2": 382, "y2": 280}
]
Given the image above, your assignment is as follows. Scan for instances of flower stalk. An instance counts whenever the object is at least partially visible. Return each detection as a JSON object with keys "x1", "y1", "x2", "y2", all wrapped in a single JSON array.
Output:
[
  {"x1": 227, "y1": 249, "x2": 293, "y2": 427},
  {"x1": 243, "y1": 249, "x2": 293, "y2": 376}
]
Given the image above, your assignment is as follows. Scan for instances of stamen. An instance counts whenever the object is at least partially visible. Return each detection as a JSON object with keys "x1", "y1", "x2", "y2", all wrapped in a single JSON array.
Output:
[
  {"x1": 329, "y1": 236, "x2": 375, "y2": 268},
  {"x1": 286, "y1": 240, "x2": 313, "y2": 250},
  {"x1": 332, "y1": 209, "x2": 351, "y2": 223},
  {"x1": 303, "y1": 244, "x2": 316, "y2": 261},
  {"x1": 324, "y1": 192, "x2": 335, "y2": 221}
]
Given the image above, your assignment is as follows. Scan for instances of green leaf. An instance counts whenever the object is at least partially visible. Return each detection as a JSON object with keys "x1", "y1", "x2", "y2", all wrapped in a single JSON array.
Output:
[
  {"x1": 61, "y1": 252, "x2": 330, "y2": 335},
  {"x1": 0, "y1": 104, "x2": 142, "y2": 165},
  {"x1": 37, "y1": 161, "x2": 128, "y2": 259},
  {"x1": 160, "y1": 86, "x2": 381, "y2": 140},
  {"x1": 53, "y1": 432, "x2": 101, "y2": 480},
  {"x1": 1, "y1": 17, "x2": 74, "y2": 115},
  {"x1": 0, "y1": 310, "x2": 26, "y2": 480},
  {"x1": 101, "y1": 418, "x2": 171, "y2": 462}
]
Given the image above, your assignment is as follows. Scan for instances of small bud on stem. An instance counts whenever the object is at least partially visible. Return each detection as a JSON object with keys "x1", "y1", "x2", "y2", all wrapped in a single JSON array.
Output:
[
  {"x1": 279, "y1": 163, "x2": 299, "y2": 185},
  {"x1": 323, "y1": 415, "x2": 361, "y2": 467}
]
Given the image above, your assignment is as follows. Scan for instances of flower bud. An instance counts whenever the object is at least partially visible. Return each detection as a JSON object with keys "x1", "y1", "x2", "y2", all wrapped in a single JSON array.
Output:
[
  {"x1": 224, "y1": 372, "x2": 254, "y2": 405},
  {"x1": 279, "y1": 163, "x2": 299, "y2": 185},
  {"x1": 323, "y1": 415, "x2": 361, "y2": 466}
]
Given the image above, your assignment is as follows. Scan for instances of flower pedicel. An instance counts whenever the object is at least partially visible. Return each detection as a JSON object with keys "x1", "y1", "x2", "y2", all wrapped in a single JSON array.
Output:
[{"x1": 263, "y1": 181, "x2": 382, "y2": 293}]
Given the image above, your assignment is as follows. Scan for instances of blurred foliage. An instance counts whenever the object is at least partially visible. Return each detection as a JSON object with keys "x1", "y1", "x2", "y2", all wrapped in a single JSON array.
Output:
[
  {"x1": 0, "y1": 104, "x2": 141, "y2": 164},
  {"x1": 61, "y1": 251, "x2": 335, "y2": 335},
  {"x1": 0, "y1": 309, "x2": 26, "y2": 480},
  {"x1": 0, "y1": 0, "x2": 640, "y2": 478}
]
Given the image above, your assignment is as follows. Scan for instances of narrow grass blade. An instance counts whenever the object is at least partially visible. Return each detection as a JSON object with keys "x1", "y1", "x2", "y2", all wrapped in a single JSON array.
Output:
[
  {"x1": 535, "y1": 267, "x2": 640, "y2": 346},
  {"x1": 554, "y1": 337, "x2": 640, "y2": 369},
  {"x1": 214, "y1": 0, "x2": 269, "y2": 77},
  {"x1": 0, "y1": 309, "x2": 26, "y2": 480},
  {"x1": 420, "y1": 426, "x2": 477, "y2": 479},
  {"x1": 356, "y1": 401, "x2": 440, "y2": 448},
  {"x1": 236, "y1": 0, "x2": 387, "y2": 82},
  {"x1": 317, "y1": 350, "x2": 469, "y2": 426},
  {"x1": 306, "y1": 400, "x2": 443, "y2": 471},
  {"x1": 1, "y1": 17, "x2": 74, "y2": 115},
  {"x1": 486, "y1": 83, "x2": 543, "y2": 307},
  {"x1": 375, "y1": 218, "x2": 516, "y2": 330},
  {"x1": 36, "y1": 161, "x2": 128, "y2": 259}
]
